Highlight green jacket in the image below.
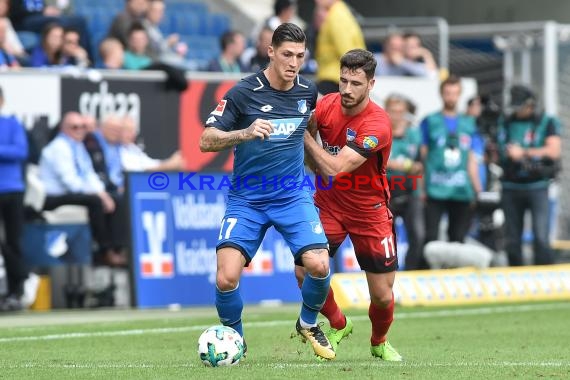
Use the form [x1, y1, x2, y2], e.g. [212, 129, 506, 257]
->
[423, 112, 477, 201]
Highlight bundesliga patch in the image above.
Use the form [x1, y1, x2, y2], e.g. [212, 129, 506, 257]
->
[297, 99, 308, 114]
[362, 135, 379, 150]
[211, 99, 227, 116]
[346, 128, 357, 141]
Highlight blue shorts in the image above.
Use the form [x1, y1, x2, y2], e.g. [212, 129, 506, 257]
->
[217, 194, 329, 265]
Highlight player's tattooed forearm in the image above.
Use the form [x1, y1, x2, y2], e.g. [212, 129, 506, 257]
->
[203, 132, 244, 151]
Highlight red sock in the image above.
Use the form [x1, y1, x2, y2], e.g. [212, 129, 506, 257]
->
[369, 293, 394, 346]
[320, 287, 346, 330]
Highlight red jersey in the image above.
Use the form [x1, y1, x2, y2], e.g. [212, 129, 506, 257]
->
[313, 92, 392, 213]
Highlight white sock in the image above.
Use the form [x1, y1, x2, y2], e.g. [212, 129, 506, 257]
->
[299, 317, 317, 329]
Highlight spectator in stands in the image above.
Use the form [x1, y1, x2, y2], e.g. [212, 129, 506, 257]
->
[0, 0, 26, 60]
[120, 116, 184, 171]
[99, 37, 124, 69]
[303, 3, 327, 74]
[497, 85, 562, 266]
[0, 86, 31, 311]
[375, 33, 434, 77]
[83, 114, 129, 260]
[108, 0, 150, 48]
[9, 0, 91, 58]
[123, 22, 152, 70]
[241, 26, 272, 72]
[207, 30, 245, 73]
[315, 0, 365, 94]
[420, 76, 482, 266]
[61, 27, 89, 67]
[84, 115, 124, 194]
[403, 32, 438, 77]
[30, 22, 63, 67]
[467, 96, 482, 118]
[250, 0, 297, 43]
[385, 94, 425, 271]
[143, 0, 187, 67]
[39, 112, 126, 267]
[0, 17, 20, 68]
[83, 114, 98, 133]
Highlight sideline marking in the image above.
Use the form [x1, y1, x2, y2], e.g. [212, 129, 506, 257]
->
[0, 302, 568, 344]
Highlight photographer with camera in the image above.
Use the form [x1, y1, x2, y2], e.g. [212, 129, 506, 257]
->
[498, 85, 562, 266]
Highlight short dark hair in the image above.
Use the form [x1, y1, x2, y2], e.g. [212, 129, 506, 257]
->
[128, 21, 146, 36]
[63, 27, 81, 36]
[440, 75, 461, 93]
[274, 0, 296, 16]
[340, 49, 377, 80]
[220, 30, 241, 51]
[271, 22, 305, 48]
[467, 96, 481, 107]
[403, 31, 421, 41]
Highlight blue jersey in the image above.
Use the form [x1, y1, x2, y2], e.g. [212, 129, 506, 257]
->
[206, 71, 318, 204]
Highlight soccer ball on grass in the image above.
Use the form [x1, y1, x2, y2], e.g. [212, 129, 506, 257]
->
[198, 325, 244, 367]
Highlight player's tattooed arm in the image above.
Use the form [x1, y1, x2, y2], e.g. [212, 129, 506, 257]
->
[200, 127, 245, 152]
[199, 119, 274, 152]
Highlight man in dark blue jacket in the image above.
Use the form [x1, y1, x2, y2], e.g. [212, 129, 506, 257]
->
[0, 86, 30, 310]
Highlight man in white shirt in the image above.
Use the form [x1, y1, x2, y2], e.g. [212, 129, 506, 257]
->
[120, 115, 183, 172]
[39, 112, 126, 267]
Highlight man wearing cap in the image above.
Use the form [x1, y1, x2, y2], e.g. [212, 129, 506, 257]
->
[497, 85, 562, 266]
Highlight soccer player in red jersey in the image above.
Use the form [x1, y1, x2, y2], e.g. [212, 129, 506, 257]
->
[297, 48, 402, 361]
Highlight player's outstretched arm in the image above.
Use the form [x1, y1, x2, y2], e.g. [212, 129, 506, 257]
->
[304, 130, 367, 178]
[199, 119, 274, 152]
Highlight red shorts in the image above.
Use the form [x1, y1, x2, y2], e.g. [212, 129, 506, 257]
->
[319, 205, 398, 273]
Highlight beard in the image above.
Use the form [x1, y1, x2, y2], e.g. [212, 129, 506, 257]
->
[443, 100, 457, 111]
[341, 93, 366, 109]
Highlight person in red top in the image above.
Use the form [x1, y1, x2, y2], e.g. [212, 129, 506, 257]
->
[299, 48, 402, 361]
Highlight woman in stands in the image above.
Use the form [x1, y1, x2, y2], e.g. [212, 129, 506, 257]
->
[30, 22, 63, 67]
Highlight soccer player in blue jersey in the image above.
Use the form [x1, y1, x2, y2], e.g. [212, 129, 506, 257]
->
[199, 23, 335, 360]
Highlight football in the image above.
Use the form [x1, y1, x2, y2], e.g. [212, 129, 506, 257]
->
[198, 325, 244, 367]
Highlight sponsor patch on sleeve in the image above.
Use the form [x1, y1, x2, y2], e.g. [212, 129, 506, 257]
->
[211, 99, 227, 116]
[362, 135, 379, 150]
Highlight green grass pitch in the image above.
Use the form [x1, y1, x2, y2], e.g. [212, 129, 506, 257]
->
[0, 302, 569, 379]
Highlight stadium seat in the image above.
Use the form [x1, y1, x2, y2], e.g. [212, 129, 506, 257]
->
[207, 13, 231, 37]
[17, 31, 39, 53]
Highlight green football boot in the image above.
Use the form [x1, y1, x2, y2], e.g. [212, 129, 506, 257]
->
[370, 341, 402, 361]
[326, 317, 353, 351]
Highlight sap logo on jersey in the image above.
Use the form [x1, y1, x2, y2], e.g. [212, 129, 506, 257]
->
[269, 118, 303, 140]
[140, 211, 175, 278]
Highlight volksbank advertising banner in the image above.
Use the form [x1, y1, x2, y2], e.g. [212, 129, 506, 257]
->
[127, 171, 410, 307]
[127, 172, 308, 308]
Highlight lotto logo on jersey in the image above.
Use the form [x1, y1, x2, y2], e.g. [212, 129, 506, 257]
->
[269, 118, 303, 140]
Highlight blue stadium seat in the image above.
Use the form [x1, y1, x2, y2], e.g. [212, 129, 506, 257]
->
[166, 1, 208, 15]
[207, 13, 231, 37]
[171, 12, 205, 36]
[183, 35, 220, 68]
[17, 31, 39, 53]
